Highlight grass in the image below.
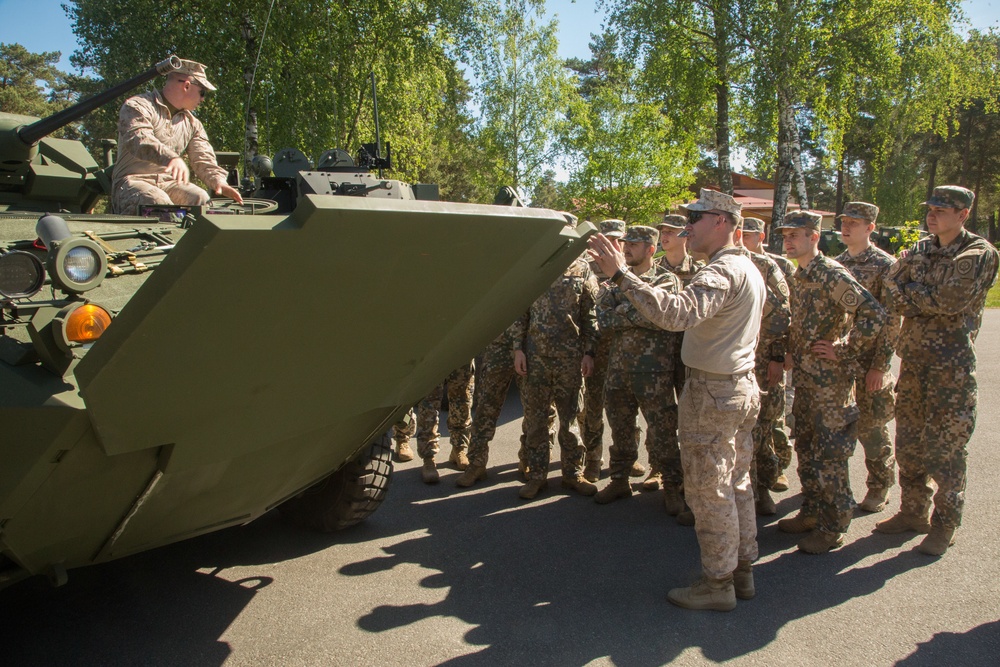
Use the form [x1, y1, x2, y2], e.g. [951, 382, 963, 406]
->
[988, 282, 1000, 309]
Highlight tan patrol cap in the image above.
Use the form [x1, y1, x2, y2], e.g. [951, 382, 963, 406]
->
[176, 59, 217, 91]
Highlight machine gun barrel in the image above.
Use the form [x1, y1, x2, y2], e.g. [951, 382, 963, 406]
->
[16, 56, 182, 148]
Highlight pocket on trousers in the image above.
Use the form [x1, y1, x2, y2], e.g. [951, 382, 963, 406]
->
[704, 379, 746, 412]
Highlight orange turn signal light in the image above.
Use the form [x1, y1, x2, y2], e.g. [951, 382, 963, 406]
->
[64, 304, 112, 343]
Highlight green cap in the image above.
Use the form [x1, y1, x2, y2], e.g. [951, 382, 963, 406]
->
[774, 210, 823, 231]
[837, 202, 879, 223]
[623, 225, 659, 245]
[600, 219, 627, 238]
[657, 214, 687, 230]
[924, 186, 974, 210]
[742, 217, 766, 233]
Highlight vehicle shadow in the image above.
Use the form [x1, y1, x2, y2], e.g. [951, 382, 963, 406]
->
[894, 619, 1000, 666]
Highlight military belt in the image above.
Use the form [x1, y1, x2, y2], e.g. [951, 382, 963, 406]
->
[688, 368, 753, 381]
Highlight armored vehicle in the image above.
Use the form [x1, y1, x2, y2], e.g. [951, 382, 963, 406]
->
[0, 58, 594, 590]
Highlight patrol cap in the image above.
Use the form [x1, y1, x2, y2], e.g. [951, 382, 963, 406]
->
[837, 202, 879, 223]
[599, 219, 627, 238]
[682, 188, 743, 223]
[923, 185, 974, 210]
[657, 214, 688, 230]
[623, 225, 659, 245]
[742, 217, 766, 233]
[175, 59, 217, 91]
[774, 209, 823, 231]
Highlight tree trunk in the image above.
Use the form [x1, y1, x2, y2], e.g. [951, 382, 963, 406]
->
[712, 1, 733, 195]
[835, 152, 845, 215]
[959, 107, 974, 186]
[970, 116, 991, 233]
[242, 13, 259, 173]
[789, 106, 809, 210]
[770, 86, 796, 251]
[925, 135, 938, 204]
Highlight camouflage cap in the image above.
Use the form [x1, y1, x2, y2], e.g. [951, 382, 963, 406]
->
[837, 201, 879, 223]
[599, 219, 627, 238]
[623, 225, 659, 245]
[657, 214, 688, 230]
[924, 185, 974, 210]
[774, 209, 823, 231]
[176, 59, 217, 91]
[682, 188, 743, 223]
[742, 217, 766, 233]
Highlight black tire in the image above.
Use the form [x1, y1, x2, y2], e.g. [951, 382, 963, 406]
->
[278, 433, 393, 532]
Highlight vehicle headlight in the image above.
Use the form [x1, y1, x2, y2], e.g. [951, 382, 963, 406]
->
[48, 238, 107, 294]
[64, 245, 102, 283]
[0, 250, 46, 299]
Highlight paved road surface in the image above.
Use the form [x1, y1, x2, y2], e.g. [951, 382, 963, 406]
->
[4, 313, 1000, 666]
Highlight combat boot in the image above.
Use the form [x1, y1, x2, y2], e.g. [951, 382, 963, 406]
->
[873, 512, 931, 535]
[676, 506, 696, 526]
[455, 464, 487, 488]
[667, 575, 737, 612]
[917, 525, 956, 556]
[519, 477, 548, 500]
[642, 467, 662, 491]
[733, 560, 755, 600]
[663, 485, 685, 516]
[595, 478, 632, 504]
[772, 473, 790, 492]
[798, 529, 844, 554]
[777, 512, 817, 534]
[449, 446, 470, 471]
[629, 461, 646, 477]
[756, 488, 777, 516]
[421, 458, 439, 485]
[562, 475, 598, 496]
[395, 441, 414, 463]
[859, 487, 889, 513]
[583, 460, 602, 483]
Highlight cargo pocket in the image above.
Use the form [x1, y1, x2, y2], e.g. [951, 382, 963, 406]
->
[705, 379, 746, 412]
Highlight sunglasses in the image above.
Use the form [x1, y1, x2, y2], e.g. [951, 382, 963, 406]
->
[687, 210, 720, 224]
[181, 80, 207, 98]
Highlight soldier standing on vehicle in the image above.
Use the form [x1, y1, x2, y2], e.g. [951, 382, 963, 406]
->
[513, 253, 600, 500]
[875, 186, 999, 556]
[594, 226, 685, 512]
[835, 202, 900, 513]
[589, 189, 764, 612]
[112, 59, 244, 215]
[415, 362, 475, 484]
[776, 210, 886, 554]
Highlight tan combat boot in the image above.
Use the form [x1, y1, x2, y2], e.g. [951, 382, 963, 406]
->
[562, 475, 598, 496]
[517, 448, 530, 481]
[873, 512, 931, 535]
[733, 560, 755, 600]
[421, 458, 439, 485]
[859, 487, 889, 513]
[395, 441, 414, 463]
[756, 488, 777, 516]
[455, 464, 487, 488]
[777, 512, 817, 534]
[667, 575, 737, 612]
[772, 473, 790, 492]
[642, 467, 662, 491]
[917, 525, 956, 556]
[798, 529, 845, 554]
[449, 446, 470, 471]
[595, 478, 632, 504]
[629, 461, 647, 477]
[519, 477, 548, 500]
[663, 485, 685, 516]
[676, 506, 696, 526]
[583, 460, 602, 483]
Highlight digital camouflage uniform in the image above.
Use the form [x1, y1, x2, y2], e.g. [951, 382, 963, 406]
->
[598, 250, 683, 486]
[836, 229, 900, 496]
[766, 249, 796, 470]
[513, 256, 599, 481]
[784, 220, 887, 538]
[886, 222, 999, 530]
[656, 249, 704, 401]
[416, 360, 475, 460]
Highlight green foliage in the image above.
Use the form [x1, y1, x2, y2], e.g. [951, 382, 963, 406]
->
[890, 219, 925, 254]
[0, 43, 76, 135]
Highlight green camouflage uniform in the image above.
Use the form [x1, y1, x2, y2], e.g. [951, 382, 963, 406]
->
[766, 250, 796, 470]
[598, 263, 683, 483]
[416, 360, 475, 460]
[788, 254, 886, 536]
[886, 228, 999, 529]
[513, 256, 599, 480]
[835, 244, 900, 494]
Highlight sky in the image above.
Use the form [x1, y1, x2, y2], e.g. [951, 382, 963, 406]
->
[2, 0, 997, 73]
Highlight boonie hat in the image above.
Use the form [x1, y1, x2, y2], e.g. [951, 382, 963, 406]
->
[176, 59, 217, 91]
[623, 225, 659, 245]
[742, 217, 766, 233]
[657, 214, 688, 230]
[600, 219, 627, 238]
[837, 202, 879, 223]
[923, 185, 974, 210]
[774, 210, 823, 231]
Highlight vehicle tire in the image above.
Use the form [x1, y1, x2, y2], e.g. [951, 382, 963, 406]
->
[278, 433, 393, 532]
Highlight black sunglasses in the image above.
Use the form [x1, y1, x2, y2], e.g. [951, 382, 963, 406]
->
[181, 80, 207, 98]
[687, 210, 719, 224]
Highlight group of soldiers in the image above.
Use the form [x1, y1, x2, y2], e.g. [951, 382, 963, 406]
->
[392, 184, 997, 611]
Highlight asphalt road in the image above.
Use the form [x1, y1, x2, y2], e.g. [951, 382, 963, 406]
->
[4, 313, 1000, 667]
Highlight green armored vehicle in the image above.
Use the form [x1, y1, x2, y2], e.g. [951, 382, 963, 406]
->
[0, 58, 593, 589]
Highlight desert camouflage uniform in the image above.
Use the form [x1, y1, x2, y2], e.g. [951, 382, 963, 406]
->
[743, 249, 790, 495]
[415, 360, 475, 460]
[788, 255, 886, 536]
[513, 257, 599, 480]
[598, 265, 683, 484]
[618, 245, 763, 579]
[836, 244, 900, 494]
[886, 228, 999, 529]
[112, 90, 229, 215]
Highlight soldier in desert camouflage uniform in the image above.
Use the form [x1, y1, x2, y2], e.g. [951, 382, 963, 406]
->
[835, 202, 900, 513]
[590, 189, 764, 612]
[738, 218, 790, 516]
[875, 186, 999, 556]
[593, 226, 685, 511]
[415, 361, 476, 484]
[513, 254, 601, 500]
[776, 210, 886, 554]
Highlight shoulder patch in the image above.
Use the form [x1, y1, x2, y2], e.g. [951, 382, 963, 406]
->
[829, 276, 863, 313]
